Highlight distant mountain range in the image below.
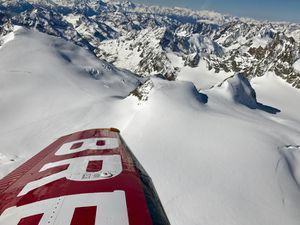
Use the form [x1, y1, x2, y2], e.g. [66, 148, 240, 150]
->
[1, 0, 300, 87]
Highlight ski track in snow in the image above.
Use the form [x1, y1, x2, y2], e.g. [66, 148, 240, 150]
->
[1, 28, 300, 225]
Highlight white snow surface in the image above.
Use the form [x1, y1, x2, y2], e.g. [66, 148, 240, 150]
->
[177, 60, 230, 90]
[293, 59, 300, 72]
[0, 26, 20, 49]
[1, 28, 300, 225]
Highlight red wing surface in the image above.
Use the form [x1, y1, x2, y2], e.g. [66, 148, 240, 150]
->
[0, 128, 170, 225]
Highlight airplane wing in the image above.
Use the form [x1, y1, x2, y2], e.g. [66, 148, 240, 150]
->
[0, 128, 170, 225]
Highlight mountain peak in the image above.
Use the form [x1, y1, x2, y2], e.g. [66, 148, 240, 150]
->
[1, 0, 300, 88]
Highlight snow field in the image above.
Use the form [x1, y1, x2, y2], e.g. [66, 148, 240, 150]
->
[0, 28, 300, 225]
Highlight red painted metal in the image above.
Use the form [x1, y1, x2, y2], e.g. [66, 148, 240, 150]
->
[18, 214, 43, 225]
[0, 128, 170, 225]
[86, 160, 103, 172]
[70, 206, 97, 225]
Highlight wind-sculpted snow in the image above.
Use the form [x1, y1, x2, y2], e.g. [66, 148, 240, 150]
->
[279, 146, 300, 188]
[223, 73, 258, 109]
[206, 73, 280, 116]
[219, 73, 281, 114]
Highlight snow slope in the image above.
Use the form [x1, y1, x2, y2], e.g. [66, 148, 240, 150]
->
[123, 76, 300, 225]
[294, 59, 300, 72]
[0, 27, 142, 176]
[177, 60, 230, 90]
[0, 26, 18, 49]
[1, 28, 300, 225]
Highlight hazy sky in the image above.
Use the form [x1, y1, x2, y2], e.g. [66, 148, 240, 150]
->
[133, 0, 300, 23]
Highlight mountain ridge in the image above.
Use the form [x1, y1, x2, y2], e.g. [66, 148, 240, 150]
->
[1, 0, 300, 87]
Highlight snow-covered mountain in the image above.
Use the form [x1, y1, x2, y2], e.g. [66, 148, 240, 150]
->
[1, 0, 300, 86]
[1, 27, 300, 225]
[1, 2, 300, 225]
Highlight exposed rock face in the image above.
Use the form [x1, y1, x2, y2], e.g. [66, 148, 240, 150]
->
[184, 53, 200, 67]
[208, 29, 300, 88]
[1, 0, 300, 87]
[130, 79, 154, 102]
[0, 14, 13, 37]
[0, 14, 14, 47]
